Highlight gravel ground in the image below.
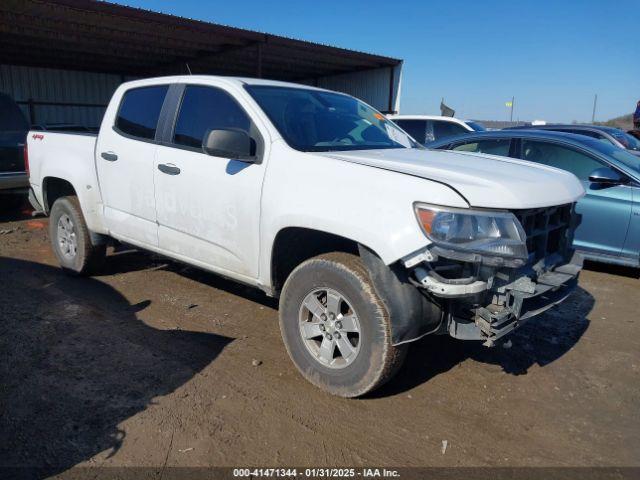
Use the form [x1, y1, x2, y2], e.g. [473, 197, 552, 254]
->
[0, 201, 638, 477]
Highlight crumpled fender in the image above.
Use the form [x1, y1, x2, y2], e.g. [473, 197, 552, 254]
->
[358, 245, 443, 345]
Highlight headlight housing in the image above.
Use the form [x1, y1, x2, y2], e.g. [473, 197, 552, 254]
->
[414, 203, 528, 259]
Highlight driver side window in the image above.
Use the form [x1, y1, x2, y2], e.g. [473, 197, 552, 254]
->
[520, 140, 603, 180]
[393, 120, 427, 144]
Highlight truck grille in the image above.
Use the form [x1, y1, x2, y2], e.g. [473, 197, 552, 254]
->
[512, 204, 574, 263]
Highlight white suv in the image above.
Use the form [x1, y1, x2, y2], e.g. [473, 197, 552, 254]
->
[388, 115, 485, 145]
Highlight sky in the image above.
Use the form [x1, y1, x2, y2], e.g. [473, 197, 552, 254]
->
[113, 0, 639, 123]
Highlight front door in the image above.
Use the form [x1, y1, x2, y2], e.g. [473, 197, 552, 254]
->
[519, 139, 633, 257]
[153, 84, 266, 280]
[621, 185, 640, 261]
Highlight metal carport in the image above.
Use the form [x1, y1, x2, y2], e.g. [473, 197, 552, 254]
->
[0, 0, 403, 127]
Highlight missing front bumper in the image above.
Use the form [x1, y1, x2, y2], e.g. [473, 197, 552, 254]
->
[405, 246, 583, 346]
[469, 276, 578, 345]
[452, 259, 581, 346]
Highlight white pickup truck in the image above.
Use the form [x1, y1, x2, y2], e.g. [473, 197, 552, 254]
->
[27, 76, 585, 397]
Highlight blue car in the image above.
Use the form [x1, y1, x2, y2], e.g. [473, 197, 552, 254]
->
[506, 124, 640, 157]
[429, 130, 640, 268]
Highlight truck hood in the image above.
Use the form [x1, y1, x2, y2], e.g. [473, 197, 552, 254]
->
[318, 148, 585, 209]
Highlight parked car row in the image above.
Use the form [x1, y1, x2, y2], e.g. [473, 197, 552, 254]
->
[386, 115, 639, 269]
[507, 124, 640, 156]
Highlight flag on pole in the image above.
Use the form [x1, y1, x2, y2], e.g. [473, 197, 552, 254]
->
[440, 99, 455, 117]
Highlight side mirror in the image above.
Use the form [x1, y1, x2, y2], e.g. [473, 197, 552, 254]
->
[203, 129, 255, 161]
[588, 167, 627, 185]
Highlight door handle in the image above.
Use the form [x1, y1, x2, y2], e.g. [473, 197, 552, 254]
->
[101, 152, 118, 162]
[157, 163, 181, 175]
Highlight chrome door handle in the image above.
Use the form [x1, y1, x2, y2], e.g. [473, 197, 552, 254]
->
[101, 152, 118, 162]
[157, 163, 181, 175]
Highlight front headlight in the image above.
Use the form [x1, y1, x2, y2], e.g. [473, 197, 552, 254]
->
[414, 203, 528, 259]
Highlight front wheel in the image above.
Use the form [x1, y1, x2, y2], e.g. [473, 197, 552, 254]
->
[49, 196, 106, 275]
[279, 252, 406, 397]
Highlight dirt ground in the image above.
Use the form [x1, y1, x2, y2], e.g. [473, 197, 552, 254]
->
[1, 201, 639, 476]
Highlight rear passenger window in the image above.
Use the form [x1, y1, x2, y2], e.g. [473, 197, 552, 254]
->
[115, 86, 168, 140]
[393, 120, 427, 144]
[452, 139, 511, 156]
[173, 86, 251, 149]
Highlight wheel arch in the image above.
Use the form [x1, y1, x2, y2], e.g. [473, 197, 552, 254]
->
[42, 176, 77, 214]
[269, 227, 361, 296]
[42, 176, 108, 245]
[269, 227, 443, 346]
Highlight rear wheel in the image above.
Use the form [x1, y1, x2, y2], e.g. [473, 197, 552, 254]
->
[49, 196, 106, 275]
[279, 252, 406, 397]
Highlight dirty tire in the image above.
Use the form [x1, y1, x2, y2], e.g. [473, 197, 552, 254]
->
[49, 196, 106, 275]
[279, 252, 407, 397]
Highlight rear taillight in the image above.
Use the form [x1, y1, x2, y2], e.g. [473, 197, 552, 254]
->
[23, 143, 29, 176]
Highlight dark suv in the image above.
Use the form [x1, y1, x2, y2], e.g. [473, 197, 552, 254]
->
[0, 93, 29, 206]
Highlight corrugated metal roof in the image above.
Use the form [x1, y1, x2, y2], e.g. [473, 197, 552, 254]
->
[102, 1, 394, 60]
[0, 0, 401, 81]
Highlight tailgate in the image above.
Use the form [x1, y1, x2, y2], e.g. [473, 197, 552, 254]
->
[0, 131, 27, 173]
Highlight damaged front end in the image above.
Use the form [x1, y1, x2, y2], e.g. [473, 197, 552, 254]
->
[404, 203, 582, 346]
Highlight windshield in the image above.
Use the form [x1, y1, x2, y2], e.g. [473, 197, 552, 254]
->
[245, 86, 419, 152]
[465, 120, 486, 131]
[610, 130, 640, 151]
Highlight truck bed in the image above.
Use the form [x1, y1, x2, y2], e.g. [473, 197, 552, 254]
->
[28, 131, 98, 190]
[27, 131, 103, 231]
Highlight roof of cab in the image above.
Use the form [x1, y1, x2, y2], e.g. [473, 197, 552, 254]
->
[120, 75, 331, 92]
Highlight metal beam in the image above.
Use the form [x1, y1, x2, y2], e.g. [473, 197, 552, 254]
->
[2, 1, 252, 49]
[256, 43, 263, 78]
[388, 66, 395, 113]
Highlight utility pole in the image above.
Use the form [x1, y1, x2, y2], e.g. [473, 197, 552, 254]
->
[591, 94, 598, 123]
[510, 96, 515, 122]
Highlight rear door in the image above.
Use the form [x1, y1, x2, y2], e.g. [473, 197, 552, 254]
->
[518, 139, 633, 257]
[153, 83, 267, 279]
[95, 85, 169, 247]
[623, 186, 640, 261]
